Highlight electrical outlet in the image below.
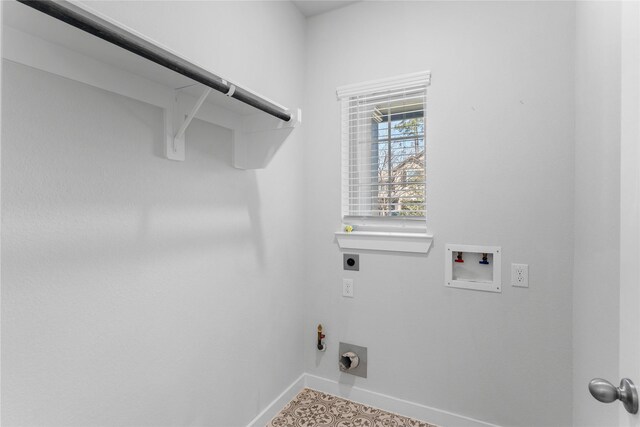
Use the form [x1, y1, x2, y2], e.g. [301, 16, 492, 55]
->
[343, 254, 359, 271]
[512, 263, 529, 287]
[342, 279, 354, 297]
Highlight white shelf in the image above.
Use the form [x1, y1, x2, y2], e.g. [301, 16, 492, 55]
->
[2, 0, 300, 170]
[334, 231, 433, 254]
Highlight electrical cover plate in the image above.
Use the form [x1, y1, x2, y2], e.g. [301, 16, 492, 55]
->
[343, 253, 359, 271]
[511, 263, 529, 287]
[338, 342, 367, 378]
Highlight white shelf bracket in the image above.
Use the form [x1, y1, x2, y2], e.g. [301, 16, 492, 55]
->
[164, 86, 212, 161]
[8, 0, 301, 169]
[233, 108, 301, 169]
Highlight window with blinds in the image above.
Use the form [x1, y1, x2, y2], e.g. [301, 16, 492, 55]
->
[337, 72, 430, 222]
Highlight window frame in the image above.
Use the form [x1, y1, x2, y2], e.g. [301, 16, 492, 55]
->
[335, 71, 433, 254]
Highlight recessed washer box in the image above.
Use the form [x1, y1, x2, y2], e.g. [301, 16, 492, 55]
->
[445, 244, 501, 293]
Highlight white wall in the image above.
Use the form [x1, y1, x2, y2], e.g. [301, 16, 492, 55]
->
[78, 0, 304, 109]
[4, 2, 630, 426]
[573, 2, 622, 426]
[619, 3, 640, 427]
[304, 2, 576, 426]
[1, 2, 307, 426]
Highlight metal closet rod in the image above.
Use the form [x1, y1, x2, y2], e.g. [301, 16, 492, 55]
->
[17, 0, 292, 122]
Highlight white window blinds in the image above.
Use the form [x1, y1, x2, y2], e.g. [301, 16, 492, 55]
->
[337, 71, 430, 219]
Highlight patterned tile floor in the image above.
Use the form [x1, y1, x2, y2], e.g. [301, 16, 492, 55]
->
[268, 388, 437, 427]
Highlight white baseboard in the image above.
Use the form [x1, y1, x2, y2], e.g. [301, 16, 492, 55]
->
[246, 374, 306, 427]
[303, 374, 501, 427]
[248, 373, 500, 427]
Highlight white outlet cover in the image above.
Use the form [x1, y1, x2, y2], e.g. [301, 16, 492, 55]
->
[511, 263, 529, 287]
[343, 278, 354, 297]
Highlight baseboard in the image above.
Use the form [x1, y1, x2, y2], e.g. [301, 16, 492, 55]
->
[246, 374, 306, 427]
[303, 374, 501, 427]
[247, 373, 500, 427]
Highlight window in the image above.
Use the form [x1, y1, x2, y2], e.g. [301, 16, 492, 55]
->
[372, 108, 425, 217]
[337, 72, 430, 230]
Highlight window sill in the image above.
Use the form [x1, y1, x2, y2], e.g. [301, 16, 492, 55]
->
[334, 230, 433, 254]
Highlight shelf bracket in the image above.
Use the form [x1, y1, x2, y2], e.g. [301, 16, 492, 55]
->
[164, 86, 212, 161]
[233, 108, 302, 169]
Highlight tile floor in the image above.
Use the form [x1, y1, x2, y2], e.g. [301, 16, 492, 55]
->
[268, 388, 437, 427]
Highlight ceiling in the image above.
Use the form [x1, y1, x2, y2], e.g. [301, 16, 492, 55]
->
[291, 1, 360, 18]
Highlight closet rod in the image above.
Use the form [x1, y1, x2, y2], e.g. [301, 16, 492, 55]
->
[17, 0, 292, 122]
